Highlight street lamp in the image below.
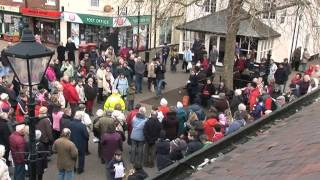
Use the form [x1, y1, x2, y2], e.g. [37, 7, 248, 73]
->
[3, 28, 54, 179]
[135, 0, 144, 54]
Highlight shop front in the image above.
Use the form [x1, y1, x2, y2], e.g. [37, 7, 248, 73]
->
[0, 5, 22, 42]
[20, 8, 61, 44]
[62, 12, 151, 51]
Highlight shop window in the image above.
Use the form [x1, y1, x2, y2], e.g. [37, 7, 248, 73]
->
[262, 0, 276, 19]
[182, 31, 195, 50]
[46, 0, 56, 6]
[159, 20, 172, 45]
[90, 0, 99, 7]
[203, 0, 216, 13]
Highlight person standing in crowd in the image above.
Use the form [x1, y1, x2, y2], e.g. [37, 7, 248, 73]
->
[57, 42, 66, 63]
[127, 82, 136, 111]
[96, 64, 108, 103]
[66, 38, 76, 65]
[155, 60, 165, 97]
[60, 108, 72, 131]
[268, 60, 278, 82]
[0, 112, 11, 166]
[88, 48, 99, 68]
[76, 79, 86, 104]
[84, 77, 97, 116]
[134, 57, 146, 94]
[147, 59, 156, 92]
[143, 109, 162, 168]
[113, 73, 129, 98]
[52, 105, 64, 140]
[126, 104, 141, 146]
[183, 47, 193, 73]
[155, 130, 172, 171]
[185, 130, 203, 156]
[100, 38, 109, 53]
[9, 124, 27, 180]
[209, 45, 219, 66]
[187, 70, 199, 105]
[274, 63, 288, 93]
[301, 48, 310, 72]
[104, 90, 126, 111]
[0, 145, 10, 180]
[292, 47, 301, 71]
[52, 128, 78, 180]
[61, 76, 79, 115]
[101, 123, 123, 179]
[130, 107, 147, 167]
[68, 111, 89, 174]
[162, 107, 179, 141]
[162, 43, 170, 65]
[106, 150, 125, 180]
[60, 60, 74, 78]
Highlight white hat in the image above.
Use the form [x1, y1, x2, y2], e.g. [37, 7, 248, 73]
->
[36, 130, 42, 140]
[0, 145, 5, 158]
[160, 98, 168, 106]
[238, 103, 246, 111]
[96, 109, 104, 117]
[139, 107, 146, 116]
[0, 93, 8, 100]
[234, 89, 242, 96]
[177, 101, 183, 108]
[15, 124, 26, 132]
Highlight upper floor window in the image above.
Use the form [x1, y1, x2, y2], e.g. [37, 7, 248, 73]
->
[203, 0, 216, 13]
[263, 0, 276, 19]
[90, 0, 99, 7]
[46, 0, 56, 6]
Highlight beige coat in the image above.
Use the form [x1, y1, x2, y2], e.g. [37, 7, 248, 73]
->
[52, 137, 78, 171]
[96, 68, 107, 88]
[147, 62, 156, 78]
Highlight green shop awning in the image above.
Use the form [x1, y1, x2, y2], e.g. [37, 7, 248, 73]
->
[62, 12, 151, 27]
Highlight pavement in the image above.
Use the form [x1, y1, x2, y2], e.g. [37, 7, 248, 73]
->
[187, 100, 320, 180]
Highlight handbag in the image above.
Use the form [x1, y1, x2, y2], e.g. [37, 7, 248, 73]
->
[187, 62, 192, 70]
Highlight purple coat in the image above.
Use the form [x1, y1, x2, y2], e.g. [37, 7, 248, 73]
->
[101, 132, 122, 163]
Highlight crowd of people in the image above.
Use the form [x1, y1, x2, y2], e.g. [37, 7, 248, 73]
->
[0, 36, 318, 180]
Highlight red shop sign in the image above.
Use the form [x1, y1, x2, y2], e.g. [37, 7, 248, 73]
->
[20, 8, 61, 19]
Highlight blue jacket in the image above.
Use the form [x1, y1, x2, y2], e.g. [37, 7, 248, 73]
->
[68, 119, 89, 153]
[130, 114, 147, 142]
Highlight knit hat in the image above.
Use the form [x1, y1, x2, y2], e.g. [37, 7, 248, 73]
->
[160, 98, 168, 106]
[176, 101, 183, 108]
[39, 106, 48, 115]
[0, 93, 8, 100]
[96, 109, 104, 117]
[238, 103, 246, 111]
[139, 107, 146, 116]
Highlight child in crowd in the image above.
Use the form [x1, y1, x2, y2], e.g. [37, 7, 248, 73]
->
[107, 150, 125, 180]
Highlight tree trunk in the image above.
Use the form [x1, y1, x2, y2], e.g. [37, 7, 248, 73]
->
[223, 0, 243, 90]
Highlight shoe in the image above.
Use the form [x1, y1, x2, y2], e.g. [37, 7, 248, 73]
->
[86, 151, 91, 156]
[77, 169, 84, 174]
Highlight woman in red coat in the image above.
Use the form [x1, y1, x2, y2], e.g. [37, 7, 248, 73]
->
[249, 83, 260, 112]
[202, 112, 218, 142]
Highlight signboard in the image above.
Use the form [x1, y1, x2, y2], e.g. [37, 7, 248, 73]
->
[20, 8, 61, 19]
[62, 12, 113, 27]
[0, 5, 20, 13]
[62, 12, 151, 28]
[113, 15, 151, 27]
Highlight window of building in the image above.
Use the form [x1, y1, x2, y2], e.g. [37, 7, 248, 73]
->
[203, 0, 216, 13]
[90, 0, 99, 7]
[280, 10, 286, 23]
[262, 0, 276, 19]
[159, 20, 172, 45]
[182, 31, 195, 50]
[46, 0, 56, 6]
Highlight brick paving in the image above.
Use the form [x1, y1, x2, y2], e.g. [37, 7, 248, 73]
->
[188, 101, 320, 180]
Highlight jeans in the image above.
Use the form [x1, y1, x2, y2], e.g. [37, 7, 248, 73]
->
[156, 79, 165, 97]
[14, 164, 25, 180]
[130, 140, 145, 167]
[58, 170, 74, 180]
[135, 74, 143, 93]
[77, 151, 85, 171]
[162, 55, 168, 65]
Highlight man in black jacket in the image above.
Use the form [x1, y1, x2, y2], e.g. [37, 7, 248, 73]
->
[274, 63, 288, 93]
[155, 60, 165, 97]
[143, 110, 162, 167]
[0, 114, 12, 165]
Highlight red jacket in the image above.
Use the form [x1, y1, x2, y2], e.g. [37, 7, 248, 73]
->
[9, 132, 26, 165]
[202, 58, 209, 70]
[212, 132, 224, 142]
[249, 88, 260, 111]
[203, 118, 218, 142]
[265, 97, 273, 110]
[158, 106, 170, 117]
[126, 108, 139, 137]
[62, 82, 79, 104]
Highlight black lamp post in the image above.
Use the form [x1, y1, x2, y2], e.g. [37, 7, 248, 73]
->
[135, 0, 144, 54]
[3, 28, 54, 179]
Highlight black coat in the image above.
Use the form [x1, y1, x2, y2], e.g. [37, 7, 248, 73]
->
[57, 45, 66, 62]
[230, 95, 243, 114]
[84, 84, 98, 101]
[0, 118, 11, 160]
[274, 68, 288, 84]
[185, 140, 203, 156]
[69, 120, 89, 153]
[127, 169, 148, 180]
[66, 42, 76, 62]
[60, 114, 72, 131]
[155, 64, 165, 80]
[143, 117, 162, 145]
[187, 75, 199, 96]
[100, 42, 109, 52]
[156, 139, 172, 171]
[0, 50, 10, 67]
[162, 112, 179, 141]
